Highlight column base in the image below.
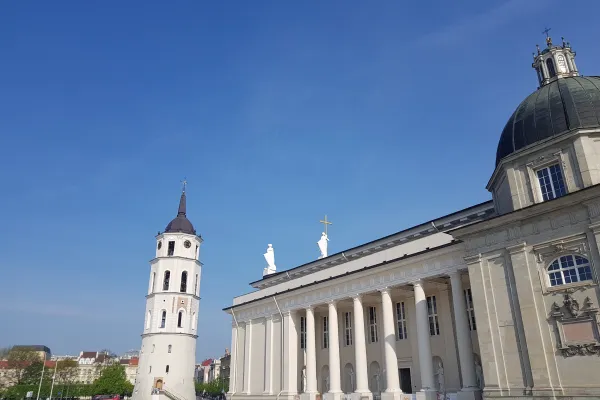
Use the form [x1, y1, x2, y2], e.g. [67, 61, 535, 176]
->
[351, 391, 373, 400]
[415, 390, 437, 400]
[279, 392, 299, 400]
[323, 392, 344, 400]
[457, 389, 482, 400]
[300, 393, 319, 400]
[381, 391, 403, 400]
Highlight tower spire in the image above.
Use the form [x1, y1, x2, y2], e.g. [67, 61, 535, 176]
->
[178, 178, 187, 216]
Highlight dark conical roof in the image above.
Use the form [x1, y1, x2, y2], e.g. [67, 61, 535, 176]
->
[496, 76, 600, 166]
[164, 191, 196, 235]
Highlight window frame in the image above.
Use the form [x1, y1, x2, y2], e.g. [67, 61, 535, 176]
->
[167, 241, 175, 256]
[323, 316, 329, 349]
[163, 271, 170, 291]
[547, 254, 594, 288]
[344, 311, 353, 346]
[300, 316, 306, 349]
[368, 306, 378, 343]
[177, 310, 184, 328]
[395, 302, 407, 340]
[536, 163, 567, 202]
[160, 310, 167, 328]
[464, 288, 477, 331]
[427, 296, 440, 336]
[180, 271, 188, 293]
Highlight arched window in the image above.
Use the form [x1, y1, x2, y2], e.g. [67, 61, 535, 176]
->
[166, 365, 170, 374]
[192, 312, 197, 330]
[177, 311, 184, 328]
[548, 255, 593, 286]
[343, 363, 355, 394]
[180, 271, 188, 293]
[146, 311, 151, 329]
[150, 272, 156, 293]
[546, 58, 557, 78]
[369, 361, 381, 394]
[152, 344, 155, 353]
[194, 274, 199, 295]
[168, 345, 172, 353]
[160, 310, 167, 328]
[163, 271, 170, 291]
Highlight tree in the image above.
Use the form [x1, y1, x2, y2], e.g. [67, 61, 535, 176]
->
[56, 359, 78, 384]
[92, 364, 133, 396]
[21, 362, 50, 385]
[195, 378, 228, 396]
[7, 347, 40, 384]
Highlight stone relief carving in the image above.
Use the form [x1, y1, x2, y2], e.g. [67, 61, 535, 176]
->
[548, 290, 600, 357]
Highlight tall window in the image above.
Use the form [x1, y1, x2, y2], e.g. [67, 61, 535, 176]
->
[168, 241, 175, 256]
[146, 311, 151, 329]
[194, 274, 199, 295]
[537, 164, 567, 201]
[152, 344, 155, 353]
[368, 306, 378, 343]
[160, 310, 166, 328]
[177, 311, 184, 328]
[344, 312, 353, 346]
[395, 302, 407, 340]
[300, 317, 306, 349]
[548, 255, 593, 287]
[151, 272, 156, 293]
[166, 365, 170, 374]
[427, 296, 440, 336]
[168, 345, 172, 353]
[546, 58, 557, 78]
[323, 316, 329, 349]
[180, 271, 188, 293]
[464, 289, 477, 331]
[163, 271, 170, 291]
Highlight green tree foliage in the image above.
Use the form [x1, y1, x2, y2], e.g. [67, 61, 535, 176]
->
[56, 360, 78, 385]
[195, 378, 228, 396]
[7, 348, 41, 385]
[0, 383, 96, 400]
[20, 362, 51, 386]
[92, 364, 133, 396]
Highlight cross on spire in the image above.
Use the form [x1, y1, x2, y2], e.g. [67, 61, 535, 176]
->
[181, 178, 187, 193]
[320, 215, 332, 236]
[542, 27, 552, 38]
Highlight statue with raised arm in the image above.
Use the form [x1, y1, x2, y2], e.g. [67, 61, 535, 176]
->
[317, 232, 329, 259]
[263, 244, 277, 276]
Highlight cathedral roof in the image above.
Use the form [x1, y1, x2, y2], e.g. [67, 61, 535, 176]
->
[496, 76, 600, 166]
[164, 191, 196, 235]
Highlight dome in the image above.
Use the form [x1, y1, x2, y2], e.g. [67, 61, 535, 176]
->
[496, 76, 600, 166]
[164, 192, 196, 235]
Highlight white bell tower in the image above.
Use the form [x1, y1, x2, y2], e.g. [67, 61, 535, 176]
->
[133, 185, 202, 400]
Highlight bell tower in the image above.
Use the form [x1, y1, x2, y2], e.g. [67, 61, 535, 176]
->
[532, 29, 579, 87]
[133, 184, 202, 400]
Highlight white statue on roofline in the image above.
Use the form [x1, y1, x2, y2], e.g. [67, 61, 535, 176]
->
[317, 232, 329, 259]
[263, 244, 277, 276]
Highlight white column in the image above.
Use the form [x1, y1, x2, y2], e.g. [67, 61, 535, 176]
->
[282, 311, 299, 397]
[449, 272, 482, 400]
[413, 280, 436, 397]
[306, 307, 318, 394]
[228, 323, 238, 394]
[380, 289, 401, 396]
[327, 301, 342, 396]
[243, 320, 253, 394]
[264, 316, 274, 394]
[352, 295, 371, 396]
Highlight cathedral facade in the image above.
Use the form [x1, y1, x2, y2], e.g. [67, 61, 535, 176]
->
[225, 36, 600, 400]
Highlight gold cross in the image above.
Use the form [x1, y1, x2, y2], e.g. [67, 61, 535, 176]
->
[181, 178, 187, 193]
[320, 215, 333, 235]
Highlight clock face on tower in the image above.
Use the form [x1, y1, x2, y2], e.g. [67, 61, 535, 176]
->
[557, 54, 567, 73]
[184, 240, 191, 248]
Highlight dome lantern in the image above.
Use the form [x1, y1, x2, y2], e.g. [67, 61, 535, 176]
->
[533, 29, 579, 87]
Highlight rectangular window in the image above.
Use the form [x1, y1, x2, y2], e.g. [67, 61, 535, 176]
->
[464, 288, 477, 331]
[300, 316, 306, 349]
[323, 316, 329, 349]
[537, 164, 567, 201]
[427, 296, 440, 336]
[395, 302, 408, 340]
[168, 241, 175, 256]
[368, 306, 378, 343]
[344, 311, 353, 346]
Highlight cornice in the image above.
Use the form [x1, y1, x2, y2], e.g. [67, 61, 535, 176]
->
[146, 292, 200, 301]
[149, 256, 203, 266]
[141, 332, 197, 339]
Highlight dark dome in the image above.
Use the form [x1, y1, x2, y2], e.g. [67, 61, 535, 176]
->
[496, 76, 600, 166]
[164, 192, 196, 235]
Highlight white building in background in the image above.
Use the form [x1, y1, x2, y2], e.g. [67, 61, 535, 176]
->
[133, 187, 203, 400]
[225, 36, 600, 400]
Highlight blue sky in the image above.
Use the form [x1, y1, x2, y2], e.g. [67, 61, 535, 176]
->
[1, 0, 599, 362]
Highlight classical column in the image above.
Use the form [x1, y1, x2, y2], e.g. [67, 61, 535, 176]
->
[449, 271, 480, 398]
[282, 311, 299, 398]
[305, 307, 318, 396]
[380, 288, 402, 399]
[264, 316, 274, 395]
[243, 320, 253, 394]
[327, 301, 342, 400]
[228, 323, 238, 394]
[352, 295, 371, 398]
[413, 280, 436, 400]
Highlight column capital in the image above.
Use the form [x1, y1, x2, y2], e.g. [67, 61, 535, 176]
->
[447, 269, 461, 279]
[506, 242, 527, 255]
[378, 287, 392, 295]
[306, 305, 315, 311]
[327, 299, 338, 306]
[464, 254, 482, 265]
[410, 279, 424, 287]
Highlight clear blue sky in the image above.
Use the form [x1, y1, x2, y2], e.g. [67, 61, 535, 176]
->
[1, 0, 599, 362]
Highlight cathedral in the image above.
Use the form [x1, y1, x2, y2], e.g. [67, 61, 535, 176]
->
[225, 35, 600, 400]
